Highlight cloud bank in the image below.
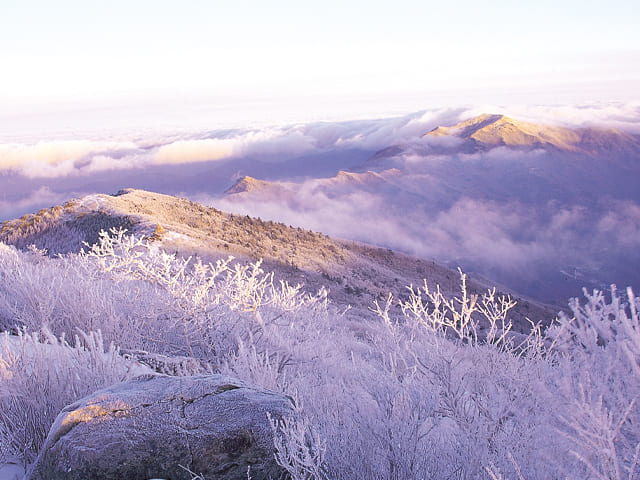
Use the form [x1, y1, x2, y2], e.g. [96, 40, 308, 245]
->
[2, 102, 639, 302]
[217, 181, 640, 303]
[2, 103, 636, 178]
[0, 187, 71, 220]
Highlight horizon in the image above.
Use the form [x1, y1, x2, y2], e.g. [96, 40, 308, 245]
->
[2, 104, 640, 304]
[2, 1, 639, 137]
[1, 1, 640, 306]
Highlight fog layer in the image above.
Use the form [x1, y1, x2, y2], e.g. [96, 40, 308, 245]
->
[2, 104, 639, 303]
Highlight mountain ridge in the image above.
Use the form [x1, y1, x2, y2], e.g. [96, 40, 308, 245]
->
[0, 188, 556, 330]
[211, 114, 640, 305]
[225, 176, 273, 195]
[424, 113, 640, 154]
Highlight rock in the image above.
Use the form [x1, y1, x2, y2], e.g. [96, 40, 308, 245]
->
[28, 374, 293, 480]
[121, 349, 210, 376]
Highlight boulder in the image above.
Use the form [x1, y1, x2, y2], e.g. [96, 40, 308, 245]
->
[28, 374, 293, 480]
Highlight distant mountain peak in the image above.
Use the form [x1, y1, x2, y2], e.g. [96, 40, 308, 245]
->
[428, 113, 509, 138]
[426, 113, 570, 148]
[225, 176, 272, 195]
[334, 170, 384, 184]
[424, 113, 640, 154]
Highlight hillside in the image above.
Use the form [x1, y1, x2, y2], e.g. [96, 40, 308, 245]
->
[2, 106, 639, 479]
[424, 113, 640, 154]
[0, 188, 555, 330]
[368, 112, 640, 163]
[2, 188, 637, 480]
[2, 110, 638, 306]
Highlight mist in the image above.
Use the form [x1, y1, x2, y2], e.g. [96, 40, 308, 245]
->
[1, 103, 639, 303]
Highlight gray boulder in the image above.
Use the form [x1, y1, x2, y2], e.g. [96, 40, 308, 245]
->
[29, 374, 293, 480]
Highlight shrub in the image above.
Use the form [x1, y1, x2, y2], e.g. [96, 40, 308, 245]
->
[1, 230, 638, 479]
[0, 329, 146, 467]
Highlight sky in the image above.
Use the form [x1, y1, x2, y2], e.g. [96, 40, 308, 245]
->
[1, 1, 640, 302]
[1, 0, 639, 135]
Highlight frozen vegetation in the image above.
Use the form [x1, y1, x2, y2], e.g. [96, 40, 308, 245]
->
[0, 229, 639, 479]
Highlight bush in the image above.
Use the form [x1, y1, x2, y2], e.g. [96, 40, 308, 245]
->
[0, 329, 146, 467]
[548, 286, 640, 479]
[1, 230, 638, 479]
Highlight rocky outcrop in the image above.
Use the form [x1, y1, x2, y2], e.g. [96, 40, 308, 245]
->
[29, 374, 293, 480]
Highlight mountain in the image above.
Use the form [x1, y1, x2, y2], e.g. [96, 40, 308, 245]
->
[369, 113, 640, 162]
[224, 175, 296, 203]
[328, 170, 399, 186]
[0, 188, 556, 331]
[224, 169, 404, 204]
[214, 114, 640, 305]
[364, 113, 640, 207]
[4, 113, 637, 309]
[426, 113, 579, 149]
[225, 170, 402, 192]
[225, 176, 275, 195]
[423, 113, 640, 154]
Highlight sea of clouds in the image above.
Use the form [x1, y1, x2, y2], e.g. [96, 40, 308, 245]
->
[1, 102, 639, 303]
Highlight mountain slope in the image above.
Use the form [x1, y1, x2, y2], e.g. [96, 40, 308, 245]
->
[224, 169, 406, 205]
[424, 113, 640, 154]
[215, 114, 640, 305]
[0, 188, 556, 331]
[225, 176, 277, 195]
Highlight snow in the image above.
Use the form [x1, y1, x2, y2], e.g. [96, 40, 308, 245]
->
[163, 231, 190, 242]
[78, 194, 104, 210]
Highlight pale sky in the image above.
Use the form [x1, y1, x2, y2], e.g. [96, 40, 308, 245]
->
[2, 0, 639, 131]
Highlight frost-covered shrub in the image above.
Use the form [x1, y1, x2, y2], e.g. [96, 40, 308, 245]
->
[548, 286, 640, 480]
[278, 275, 555, 480]
[80, 228, 331, 364]
[1, 229, 638, 479]
[0, 329, 145, 467]
[0, 241, 163, 344]
[0, 229, 324, 366]
[264, 277, 639, 479]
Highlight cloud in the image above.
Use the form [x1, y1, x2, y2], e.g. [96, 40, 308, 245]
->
[217, 185, 428, 256]
[457, 146, 546, 164]
[2, 102, 640, 302]
[82, 154, 146, 173]
[330, 108, 468, 150]
[240, 127, 317, 158]
[0, 186, 71, 220]
[461, 102, 640, 132]
[419, 134, 465, 149]
[213, 162, 640, 303]
[0, 141, 97, 169]
[154, 138, 236, 164]
[4, 102, 638, 180]
[0, 140, 141, 178]
[217, 179, 545, 270]
[596, 201, 640, 249]
[153, 126, 321, 165]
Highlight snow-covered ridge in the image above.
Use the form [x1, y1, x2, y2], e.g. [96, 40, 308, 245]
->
[1, 207, 638, 479]
[0, 188, 554, 331]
